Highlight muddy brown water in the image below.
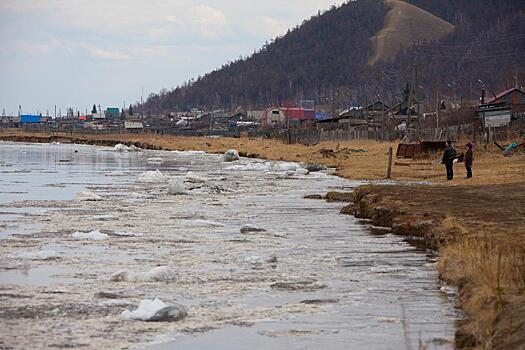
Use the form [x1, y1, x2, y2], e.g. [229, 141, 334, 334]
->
[0, 142, 458, 349]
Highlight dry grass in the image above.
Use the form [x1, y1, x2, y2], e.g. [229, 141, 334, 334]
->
[369, 0, 454, 64]
[440, 236, 525, 348]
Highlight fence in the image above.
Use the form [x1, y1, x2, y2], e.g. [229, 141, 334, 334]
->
[277, 123, 478, 145]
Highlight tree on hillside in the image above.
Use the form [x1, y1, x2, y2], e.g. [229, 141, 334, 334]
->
[129, 105, 133, 116]
[91, 104, 97, 114]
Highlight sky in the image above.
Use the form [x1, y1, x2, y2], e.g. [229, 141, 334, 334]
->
[0, 0, 344, 116]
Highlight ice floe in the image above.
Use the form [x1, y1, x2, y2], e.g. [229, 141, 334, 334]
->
[75, 191, 104, 201]
[223, 149, 240, 162]
[110, 266, 177, 282]
[121, 298, 188, 322]
[112, 231, 144, 237]
[121, 298, 166, 320]
[166, 179, 187, 195]
[12, 250, 60, 261]
[90, 214, 118, 221]
[114, 143, 140, 152]
[72, 230, 109, 240]
[137, 170, 169, 183]
[147, 157, 163, 164]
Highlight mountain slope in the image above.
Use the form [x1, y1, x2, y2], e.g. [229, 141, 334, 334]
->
[142, 0, 525, 113]
[369, 0, 454, 64]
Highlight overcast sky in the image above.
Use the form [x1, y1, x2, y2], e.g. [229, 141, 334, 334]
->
[0, 0, 344, 115]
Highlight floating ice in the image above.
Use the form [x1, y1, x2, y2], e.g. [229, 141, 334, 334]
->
[276, 162, 301, 171]
[110, 266, 176, 282]
[172, 150, 206, 155]
[147, 157, 163, 164]
[75, 191, 104, 201]
[167, 179, 187, 195]
[183, 172, 207, 184]
[121, 298, 167, 320]
[13, 250, 60, 261]
[243, 255, 265, 265]
[144, 266, 177, 282]
[99, 300, 135, 307]
[223, 149, 240, 162]
[121, 299, 188, 322]
[114, 143, 140, 152]
[225, 162, 271, 172]
[72, 230, 109, 240]
[137, 170, 169, 183]
[90, 214, 118, 221]
[113, 231, 144, 237]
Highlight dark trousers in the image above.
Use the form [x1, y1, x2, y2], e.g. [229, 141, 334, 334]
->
[445, 161, 454, 180]
[466, 166, 472, 178]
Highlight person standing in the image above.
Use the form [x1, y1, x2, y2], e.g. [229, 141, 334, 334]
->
[465, 143, 474, 178]
[442, 140, 457, 180]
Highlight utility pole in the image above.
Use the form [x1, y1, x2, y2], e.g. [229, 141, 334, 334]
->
[54, 105, 56, 119]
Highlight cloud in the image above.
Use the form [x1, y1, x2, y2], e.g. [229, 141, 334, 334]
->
[188, 5, 229, 38]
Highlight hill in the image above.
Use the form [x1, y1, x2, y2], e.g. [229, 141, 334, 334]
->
[369, 0, 454, 64]
[142, 0, 525, 113]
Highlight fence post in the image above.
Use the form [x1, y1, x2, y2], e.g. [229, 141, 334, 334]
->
[387, 147, 393, 179]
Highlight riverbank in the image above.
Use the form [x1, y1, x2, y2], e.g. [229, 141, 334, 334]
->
[0, 130, 523, 185]
[2, 130, 524, 348]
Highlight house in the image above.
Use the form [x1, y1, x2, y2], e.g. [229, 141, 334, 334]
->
[476, 87, 525, 127]
[261, 106, 315, 129]
[106, 108, 120, 119]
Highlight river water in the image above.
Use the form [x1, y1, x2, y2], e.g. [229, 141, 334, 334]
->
[0, 142, 457, 349]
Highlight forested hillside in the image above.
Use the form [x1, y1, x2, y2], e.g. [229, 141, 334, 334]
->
[142, 0, 525, 113]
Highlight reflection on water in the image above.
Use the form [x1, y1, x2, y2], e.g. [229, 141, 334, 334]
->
[0, 142, 457, 350]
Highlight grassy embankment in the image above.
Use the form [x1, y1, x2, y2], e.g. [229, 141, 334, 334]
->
[1, 130, 524, 349]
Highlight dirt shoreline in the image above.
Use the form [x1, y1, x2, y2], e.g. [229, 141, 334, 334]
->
[1, 130, 524, 349]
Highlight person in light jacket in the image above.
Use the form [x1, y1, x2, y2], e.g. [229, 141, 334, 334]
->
[442, 140, 457, 180]
[464, 143, 474, 178]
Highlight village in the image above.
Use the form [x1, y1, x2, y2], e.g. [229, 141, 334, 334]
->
[2, 86, 524, 148]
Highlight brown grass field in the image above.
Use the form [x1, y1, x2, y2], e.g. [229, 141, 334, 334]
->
[368, 0, 455, 65]
[1, 130, 524, 348]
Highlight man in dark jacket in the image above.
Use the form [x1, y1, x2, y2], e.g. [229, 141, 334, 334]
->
[442, 140, 457, 180]
[464, 143, 473, 178]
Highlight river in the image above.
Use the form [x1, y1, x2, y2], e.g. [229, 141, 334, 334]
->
[0, 141, 457, 349]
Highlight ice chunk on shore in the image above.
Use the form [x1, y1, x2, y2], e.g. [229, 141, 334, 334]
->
[223, 149, 240, 162]
[114, 143, 140, 152]
[121, 298, 167, 320]
[167, 179, 187, 195]
[76, 191, 104, 201]
[72, 230, 109, 240]
[137, 170, 168, 183]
